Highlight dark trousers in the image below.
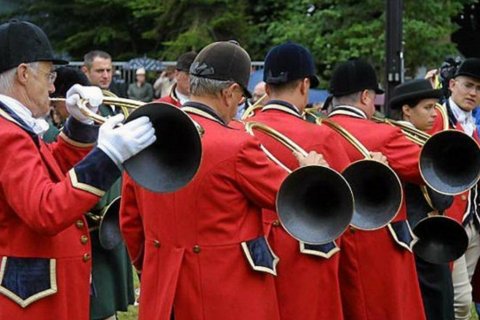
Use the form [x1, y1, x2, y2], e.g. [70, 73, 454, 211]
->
[415, 255, 454, 320]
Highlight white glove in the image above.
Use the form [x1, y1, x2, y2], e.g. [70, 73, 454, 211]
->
[66, 84, 103, 124]
[97, 114, 157, 166]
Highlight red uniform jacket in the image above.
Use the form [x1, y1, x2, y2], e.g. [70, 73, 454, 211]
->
[120, 102, 287, 320]
[427, 104, 478, 223]
[248, 101, 350, 320]
[155, 84, 181, 107]
[328, 106, 425, 320]
[0, 102, 120, 319]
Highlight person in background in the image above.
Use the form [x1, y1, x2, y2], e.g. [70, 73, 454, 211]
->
[82, 50, 137, 320]
[153, 65, 176, 98]
[389, 79, 454, 320]
[82, 50, 117, 116]
[236, 81, 268, 119]
[44, 66, 90, 142]
[156, 51, 197, 107]
[109, 69, 127, 98]
[127, 67, 154, 102]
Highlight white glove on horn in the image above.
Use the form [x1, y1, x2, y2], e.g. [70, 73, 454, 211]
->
[97, 114, 157, 166]
[66, 84, 103, 124]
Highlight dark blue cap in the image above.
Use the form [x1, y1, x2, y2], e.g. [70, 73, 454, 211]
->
[263, 42, 319, 88]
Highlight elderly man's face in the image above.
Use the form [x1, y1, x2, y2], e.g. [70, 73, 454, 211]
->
[25, 62, 56, 117]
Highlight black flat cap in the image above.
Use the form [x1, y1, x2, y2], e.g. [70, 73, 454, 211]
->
[389, 79, 441, 109]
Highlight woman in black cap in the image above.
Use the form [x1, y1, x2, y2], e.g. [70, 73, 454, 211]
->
[390, 79, 454, 320]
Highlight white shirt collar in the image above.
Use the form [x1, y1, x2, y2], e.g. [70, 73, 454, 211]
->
[175, 88, 189, 105]
[0, 94, 50, 137]
[449, 97, 476, 136]
[329, 105, 368, 119]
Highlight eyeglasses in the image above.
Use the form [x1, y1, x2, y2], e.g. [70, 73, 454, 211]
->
[31, 67, 57, 84]
[457, 80, 480, 94]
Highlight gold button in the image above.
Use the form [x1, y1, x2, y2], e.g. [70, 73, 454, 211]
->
[75, 220, 85, 229]
[350, 226, 356, 234]
[80, 235, 89, 245]
[272, 220, 281, 227]
[461, 195, 467, 201]
[153, 240, 161, 248]
[83, 253, 91, 262]
[193, 245, 201, 254]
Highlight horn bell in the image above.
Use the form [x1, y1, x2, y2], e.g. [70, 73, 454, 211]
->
[123, 102, 202, 193]
[420, 130, 480, 195]
[413, 215, 468, 264]
[276, 165, 354, 245]
[99, 197, 122, 250]
[342, 160, 403, 230]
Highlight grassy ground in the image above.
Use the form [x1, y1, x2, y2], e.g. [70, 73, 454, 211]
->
[114, 276, 480, 320]
[117, 271, 140, 320]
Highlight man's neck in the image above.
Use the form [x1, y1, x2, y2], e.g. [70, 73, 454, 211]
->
[190, 95, 230, 123]
[269, 93, 305, 112]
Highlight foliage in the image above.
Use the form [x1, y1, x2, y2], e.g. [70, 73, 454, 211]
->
[1, 0, 476, 84]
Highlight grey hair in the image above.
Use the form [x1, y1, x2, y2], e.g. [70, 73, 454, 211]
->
[0, 62, 40, 94]
[332, 91, 362, 107]
[190, 75, 234, 96]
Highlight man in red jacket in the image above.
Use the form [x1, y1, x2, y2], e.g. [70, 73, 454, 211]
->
[327, 58, 426, 320]
[120, 40, 324, 320]
[0, 20, 155, 319]
[247, 42, 351, 319]
[156, 51, 197, 107]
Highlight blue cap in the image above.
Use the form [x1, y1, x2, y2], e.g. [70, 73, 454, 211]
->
[263, 42, 319, 88]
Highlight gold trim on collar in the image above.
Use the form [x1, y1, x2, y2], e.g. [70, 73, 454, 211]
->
[69, 170, 105, 197]
[436, 103, 450, 130]
[329, 106, 367, 119]
[182, 107, 224, 125]
[262, 104, 303, 119]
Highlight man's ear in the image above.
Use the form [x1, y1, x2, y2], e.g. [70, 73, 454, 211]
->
[15, 64, 29, 85]
[81, 65, 89, 75]
[300, 78, 310, 95]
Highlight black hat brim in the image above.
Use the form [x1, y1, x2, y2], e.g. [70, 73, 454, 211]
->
[455, 71, 480, 81]
[389, 88, 442, 109]
[310, 75, 319, 88]
[38, 57, 69, 65]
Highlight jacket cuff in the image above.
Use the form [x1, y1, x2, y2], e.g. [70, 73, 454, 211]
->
[62, 116, 99, 145]
[70, 147, 121, 196]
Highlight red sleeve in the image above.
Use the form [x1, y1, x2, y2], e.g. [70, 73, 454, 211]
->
[426, 108, 446, 135]
[47, 133, 93, 173]
[0, 129, 101, 236]
[119, 174, 145, 272]
[235, 137, 288, 211]
[380, 128, 423, 184]
[311, 131, 351, 173]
